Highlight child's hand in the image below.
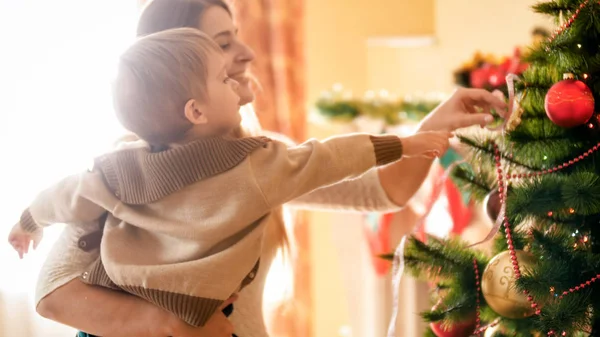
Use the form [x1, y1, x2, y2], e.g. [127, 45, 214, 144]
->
[8, 223, 43, 259]
[401, 131, 453, 159]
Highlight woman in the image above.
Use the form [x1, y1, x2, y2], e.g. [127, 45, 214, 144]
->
[34, 1, 506, 336]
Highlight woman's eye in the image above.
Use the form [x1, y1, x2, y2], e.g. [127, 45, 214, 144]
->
[220, 44, 231, 51]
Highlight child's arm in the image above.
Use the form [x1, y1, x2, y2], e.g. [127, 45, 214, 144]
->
[8, 172, 107, 258]
[250, 131, 451, 208]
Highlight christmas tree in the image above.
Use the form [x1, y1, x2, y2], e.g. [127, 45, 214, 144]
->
[387, 1, 600, 336]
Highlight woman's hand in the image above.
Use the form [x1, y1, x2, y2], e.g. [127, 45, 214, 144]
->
[418, 88, 507, 132]
[376, 88, 506, 207]
[167, 295, 238, 337]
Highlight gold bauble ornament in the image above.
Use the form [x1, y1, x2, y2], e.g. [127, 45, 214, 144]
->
[484, 325, 542, 337]
[481, 250, 536, 319]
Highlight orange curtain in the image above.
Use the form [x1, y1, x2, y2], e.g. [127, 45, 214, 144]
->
[231, 1, 310, 337]
[231, 0, 306, 142]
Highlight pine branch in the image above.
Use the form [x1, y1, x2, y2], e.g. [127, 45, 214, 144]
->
[520, 63, 560, 88]
[457, 134, 536, 170]
[457, 129, 587, 173]
[421, 293, 476, 322]
[492, 225, 529, 252]
[519, 230, 588, 296]
[533, 1, 580, 15]
[508, 117, 571, 141]
[450, 163, 494, 201]
[402, 236, 494, 326]
[534, 291, 591, 335]
[403, 237, 476, 279]
[516, 87, 548, 119]
[507, 172, 600, 224]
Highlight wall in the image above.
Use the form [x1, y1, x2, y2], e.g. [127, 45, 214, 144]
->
[367, 0, 554, 95]
[304, 1, 434, 336]
[305, 0, 435, 105]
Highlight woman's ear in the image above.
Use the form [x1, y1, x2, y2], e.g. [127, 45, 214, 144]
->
[184, 99, 209, 125]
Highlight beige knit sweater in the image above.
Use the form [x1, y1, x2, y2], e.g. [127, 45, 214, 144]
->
[20, 134, 404, 327]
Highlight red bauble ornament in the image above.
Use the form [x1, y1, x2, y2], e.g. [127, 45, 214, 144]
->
[429, 305, 477, 337]
[488, 66, 506, 88]
[516, 62, 529, 74]
[470, 67, 489, 88]
[483, 188, 501, 223]
[544, 74, 595, 128]
[430, 318, 477, 337]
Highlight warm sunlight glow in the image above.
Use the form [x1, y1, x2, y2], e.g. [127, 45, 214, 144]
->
[0, 0, 137, 294]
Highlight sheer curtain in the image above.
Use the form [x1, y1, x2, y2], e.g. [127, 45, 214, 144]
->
[0, 1, 137, 335]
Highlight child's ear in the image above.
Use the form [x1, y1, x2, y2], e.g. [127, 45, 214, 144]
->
[184, 99, 209, 125]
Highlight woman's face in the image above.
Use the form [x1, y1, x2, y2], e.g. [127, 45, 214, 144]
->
[199, 6, 256, 106]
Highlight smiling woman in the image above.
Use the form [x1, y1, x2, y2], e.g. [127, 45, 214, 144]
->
[0, 1, 137, 335]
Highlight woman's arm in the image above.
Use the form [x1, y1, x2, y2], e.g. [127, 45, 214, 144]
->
[289, 88, 506, 211]
[288, 155, 434, 212]
[38, 279, 236, 337]
[35, 220, 234, 337]
[37, 279, 171, 337]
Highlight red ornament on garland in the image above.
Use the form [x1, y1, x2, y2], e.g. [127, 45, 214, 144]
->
[488, 66, 506, 88]
[430, 317, 477, 337]
[470, 67, 489, 89]
[544, 73, 595, 128]
[429, 304, 477, 337]
[483, 188, 501, 223]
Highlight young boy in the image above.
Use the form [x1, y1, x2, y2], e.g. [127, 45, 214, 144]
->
[8, 28, 451, 328]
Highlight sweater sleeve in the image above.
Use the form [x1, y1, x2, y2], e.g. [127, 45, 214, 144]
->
[261, 130, 401, 212]
[249, 133, 403, 208]
[19, 171, 108, 233]
[287, 168, 401, 212]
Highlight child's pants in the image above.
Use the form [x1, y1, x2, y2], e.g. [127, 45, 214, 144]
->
[76, 304, 238, 337]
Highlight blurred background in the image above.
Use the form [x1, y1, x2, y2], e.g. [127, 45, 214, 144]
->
[0, 0, 552, 336]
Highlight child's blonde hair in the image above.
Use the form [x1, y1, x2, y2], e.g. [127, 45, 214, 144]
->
[112, 28, 222, 146]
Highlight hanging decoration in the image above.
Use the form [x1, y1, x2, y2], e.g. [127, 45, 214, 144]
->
[315, 84, 443, 125]
[544, 73, 595, 128]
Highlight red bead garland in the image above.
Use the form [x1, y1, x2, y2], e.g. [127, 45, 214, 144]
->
[505, 142, 600, 181]
[546, 2, 590, 47]
[493, 144, 542, 314]
[473, 319, 500, 335]
[473, 258, 481, 336]
[558, 274, 600, 300]
[486, 140, 600, 334]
